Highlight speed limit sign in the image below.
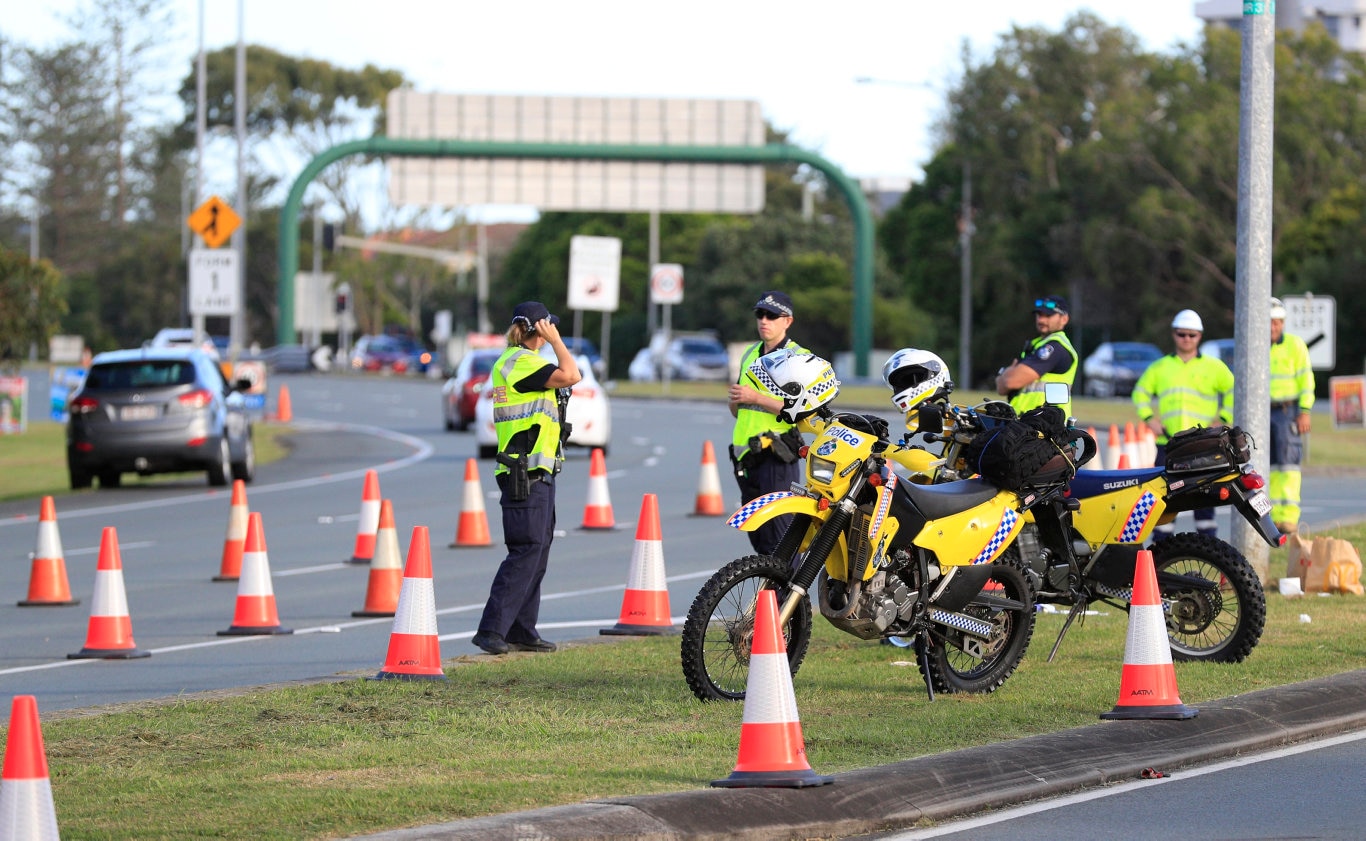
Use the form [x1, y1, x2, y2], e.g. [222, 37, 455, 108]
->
[650, 264, 684, 305]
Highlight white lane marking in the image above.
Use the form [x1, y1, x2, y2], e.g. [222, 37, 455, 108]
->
[63, 540, 156, 557]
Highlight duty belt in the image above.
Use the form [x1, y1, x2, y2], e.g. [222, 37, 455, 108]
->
[1271, 400, 1301, 412]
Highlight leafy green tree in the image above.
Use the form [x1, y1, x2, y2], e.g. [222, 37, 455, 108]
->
[0, 246, 67, 369]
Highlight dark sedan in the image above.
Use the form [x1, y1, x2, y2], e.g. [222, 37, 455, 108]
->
[66, 348, 254, 489]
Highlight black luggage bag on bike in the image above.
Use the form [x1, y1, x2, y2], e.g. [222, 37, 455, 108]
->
[1164, 425, 1252, 474]
[965, 406, 1096, 492]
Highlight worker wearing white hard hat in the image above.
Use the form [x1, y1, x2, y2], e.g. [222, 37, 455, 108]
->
[1132, 309, 1234, 537]
[1267, 296, 1315, 533]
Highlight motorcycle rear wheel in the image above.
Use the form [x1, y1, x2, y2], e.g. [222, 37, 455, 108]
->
[920, 559, 1036, 694]
[1151, 532, 1266, 663]
[680, 555, 813, 702]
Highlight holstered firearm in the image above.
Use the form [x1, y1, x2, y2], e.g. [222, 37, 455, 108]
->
[556, 386, 573, 445]
[495, 452, 531, 502]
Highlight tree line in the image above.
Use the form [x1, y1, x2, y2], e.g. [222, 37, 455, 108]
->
[2, 7, 1363, 391]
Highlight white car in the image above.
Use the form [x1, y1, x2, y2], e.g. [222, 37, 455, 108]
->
[148, 327, 220, 361]
[474, 347, 611, 458]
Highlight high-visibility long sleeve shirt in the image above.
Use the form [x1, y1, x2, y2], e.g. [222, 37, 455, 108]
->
[1132, 353, 1234, 444]
[1270, 332, 1315, 412]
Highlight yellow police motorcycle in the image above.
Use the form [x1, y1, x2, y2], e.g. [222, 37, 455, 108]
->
[892, 350, 1278, 665]
[679, 350, 1089, 702]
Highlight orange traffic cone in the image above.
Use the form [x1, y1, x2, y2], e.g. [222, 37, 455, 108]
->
[1123, 421, 1140, 468]
[601, 494, 676, 636]
[353, 500, 403, 617]
[374, 526, 447, 681]
[1116, 452, 1132, 470]
[580, 447, 615, 530]
[18, 496, 79, 607]
[0, 695, 61, 840]
[449, 459, 492, 548]
[275, 384, 293, 423]
[1078, 427, 1100, 472]
[68, 527, 150, 659]
[712, 589, 832, 788]
[1105, 424, 1121, 470]
[218, 513, 292, 635]
[1101, 549, 1198, 720]
[213, 479, 249, 581]
[1139, 423, 1157, 467]
[691, 441, 727, 516]
[347, 470, 382, 564]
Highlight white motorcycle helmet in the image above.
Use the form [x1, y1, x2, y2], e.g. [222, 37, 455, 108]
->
[882, 348, 950, 413]
[749, 348, 840, 424]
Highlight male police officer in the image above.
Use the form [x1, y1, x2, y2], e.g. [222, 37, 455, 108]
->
[1132, 309, 1234, 536]
[728, 291, 807, 556]
[472, 302, 580, 656]
[1268, 296, 1315, 534]
[995, 294, 1078, 418]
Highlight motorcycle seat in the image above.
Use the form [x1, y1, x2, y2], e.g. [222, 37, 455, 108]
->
[899, 477, 1002, 520]
[1068, 467, 1165, 499]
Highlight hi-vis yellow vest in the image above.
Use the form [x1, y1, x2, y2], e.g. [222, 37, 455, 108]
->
[731, 338, 806, 458]
[490, 347, 562, 476]
[1009, 331, 1077, 417]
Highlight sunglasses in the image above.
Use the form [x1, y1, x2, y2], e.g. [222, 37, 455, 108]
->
[754, 310, 787, 321]
[1033, 299, 1064, 313]
[1173, 331, 1201, 339]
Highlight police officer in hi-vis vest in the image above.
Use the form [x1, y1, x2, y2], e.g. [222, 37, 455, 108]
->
[995, 294, 1078, 418]
[728, 291, 807, 556]
[472, 302, 581, 656]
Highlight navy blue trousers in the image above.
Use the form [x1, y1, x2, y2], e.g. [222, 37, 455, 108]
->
[478, 473, 555, 644]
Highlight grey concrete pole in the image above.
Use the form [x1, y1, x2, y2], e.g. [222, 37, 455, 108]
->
[231, 0, 247, 353]
[1232, 4, 1276, 583]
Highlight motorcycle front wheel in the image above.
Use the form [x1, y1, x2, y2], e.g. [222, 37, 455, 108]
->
[680, 555, 813, 702]
[921, 559, 1036, 694]
[1151, 532, 1266, 663]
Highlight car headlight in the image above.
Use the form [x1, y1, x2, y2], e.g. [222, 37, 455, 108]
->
[807, 455, 836, 485]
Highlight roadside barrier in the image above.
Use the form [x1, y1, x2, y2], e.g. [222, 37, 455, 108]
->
[450, 459, 492, 548]
[18, 496, 78, 607]
[353, 500, 403, 617]
[374, 526, 447, 681]
[347, 470, 382, 564]
[0, 695, 61, 840]
[711, 588, 832, 789]
[1101, 548, 1198, 720]
[691, 440, 727, 516]
[218, 513, 293, 636]
[68, 527, 150, 659]
[601, 494, 675, 636]
[580, 448, 615, 530]
[213, 479, 249, 581]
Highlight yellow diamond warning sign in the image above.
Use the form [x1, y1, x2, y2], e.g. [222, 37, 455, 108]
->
[186, 196, 241, 249]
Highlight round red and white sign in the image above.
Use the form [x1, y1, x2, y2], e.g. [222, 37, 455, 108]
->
[650, 264, 684, 305]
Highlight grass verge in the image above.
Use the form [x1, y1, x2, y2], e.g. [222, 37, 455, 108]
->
[18, 524, 1366, 840]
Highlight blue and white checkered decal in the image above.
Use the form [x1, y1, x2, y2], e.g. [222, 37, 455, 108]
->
[973, 506, 1018, 564]
[727, 491, 795, 530]
[1119, 491, 1158, 542]
[868, 467, 897, 546]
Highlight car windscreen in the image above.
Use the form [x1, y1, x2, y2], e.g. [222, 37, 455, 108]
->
[1115, 347, 1161, 363]
[679, 339, 724, 355]
[87, 361, 198, 389]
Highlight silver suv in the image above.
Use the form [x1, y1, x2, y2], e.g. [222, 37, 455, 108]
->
[66, 348, 254, 489]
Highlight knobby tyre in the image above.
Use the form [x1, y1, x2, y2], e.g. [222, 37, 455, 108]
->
[680, 554, 813, 702]
[1150, 532, 1266, 663]
[921, 557, 1036, 694]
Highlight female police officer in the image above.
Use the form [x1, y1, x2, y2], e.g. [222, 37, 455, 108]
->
[471, 302, 581, 655]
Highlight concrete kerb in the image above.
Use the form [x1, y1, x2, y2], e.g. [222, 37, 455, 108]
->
[352, 669, 1366, 840]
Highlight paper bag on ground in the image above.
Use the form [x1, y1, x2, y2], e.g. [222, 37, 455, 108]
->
[1317, 537, 1365, 596]
[1285, 533, 1315, 589]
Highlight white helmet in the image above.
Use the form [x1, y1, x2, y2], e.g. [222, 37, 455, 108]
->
[1171, 309, 1204, 332]
[1270, 297, 1287, 320]
[882, 348, 950, 413]
[749, 348, 840, 424]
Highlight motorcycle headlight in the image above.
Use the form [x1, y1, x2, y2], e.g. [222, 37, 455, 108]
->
[807, 455, 836, 484]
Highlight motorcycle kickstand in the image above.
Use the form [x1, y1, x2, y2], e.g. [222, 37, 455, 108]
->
[1046, 597, 1089, 663]
[914, 633, 936, 703]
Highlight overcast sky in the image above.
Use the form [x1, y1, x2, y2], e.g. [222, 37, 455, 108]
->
[5, 1, 1206, 221]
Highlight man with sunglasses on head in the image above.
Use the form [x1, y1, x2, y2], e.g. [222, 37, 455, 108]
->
[1132, 309, 1234, 537]
[996, 294, 1078, 418]
[728, 291, 807, 555]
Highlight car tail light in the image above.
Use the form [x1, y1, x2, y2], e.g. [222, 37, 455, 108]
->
[70, 396, 99, 415]
[187, 437, 207, 447]
[178, 389, 212, 409]
[1239, 473, 1267, 491]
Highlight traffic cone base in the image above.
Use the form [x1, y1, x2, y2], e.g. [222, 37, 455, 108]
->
[373, 527, 447, 681]
[1101, 549, 1197, 721]
[0, 696, 61, 840]
[69, 527, 150, 659]
[19, 496, 79, 606]
[449, 459, 492, 548]
[580, 448, 616, 530]
[214, 479, 249, 581]
[348, 470, 382, 563]
[711, 589, 832, 789]
[602, 494, 676, 636]
[354, 499, 403, 617]
[219, 513, 293, 636]
[691, 440, 727, 517]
